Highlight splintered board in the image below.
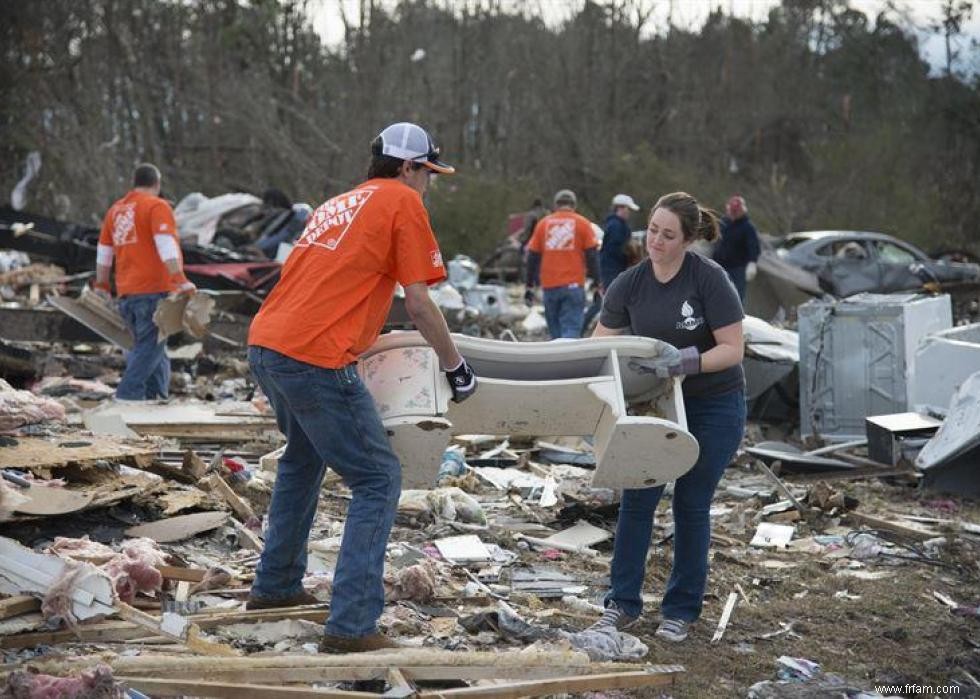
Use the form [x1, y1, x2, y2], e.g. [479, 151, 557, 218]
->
[0, 435, 157, 470]
[85, 403, 276, 441]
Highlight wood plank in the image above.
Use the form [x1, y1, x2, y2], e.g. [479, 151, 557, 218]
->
[787, 465, 914, 483]
[844, 512, 939, 541]
[416, 667, 684, 699]
[0, 435, 157, 470]
[201, 474, 255, 522]
[183, 450, 209, 480]
[46, 292, 133, 349]
[385, 668, 416, 699]
[116, 677, 370, 698]
[157, 565, 208, 583]
[34, 650, 594, 677]
[0, 621, 141, 648]
[139, 666, 605, 685]
[711, 592, 739, 643]
[116, 669, 679, 699]
[230, 517, 264, 552]
[0, 608, 328, 649]
[0, 595, 39, 620]
[116, 602, 238, 657]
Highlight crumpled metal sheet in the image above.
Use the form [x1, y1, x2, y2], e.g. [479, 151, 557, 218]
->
[917, 370, 980, 471]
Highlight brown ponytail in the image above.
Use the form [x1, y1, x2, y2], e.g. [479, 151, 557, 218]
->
[651, 192, 720, 243]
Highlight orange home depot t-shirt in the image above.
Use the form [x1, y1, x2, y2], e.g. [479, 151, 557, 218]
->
[248, 178, 447, 368]
[527, 211, 598, 289]
[98, 190, 182, 296]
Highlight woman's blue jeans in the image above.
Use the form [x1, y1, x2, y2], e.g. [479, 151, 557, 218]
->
[605, 388, 746, 622]
[247, 346, 402, 638]
[116, 292, 170, 400]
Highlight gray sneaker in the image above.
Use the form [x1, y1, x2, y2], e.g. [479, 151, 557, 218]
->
[655, 618, 690, 642]
[587, 602, 638, 632]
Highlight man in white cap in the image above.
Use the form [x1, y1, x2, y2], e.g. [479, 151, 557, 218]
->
[246, 122, 477, 652]
[599, 193, 641, 291]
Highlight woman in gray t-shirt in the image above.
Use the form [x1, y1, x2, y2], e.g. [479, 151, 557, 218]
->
[589, 191, 746, 642]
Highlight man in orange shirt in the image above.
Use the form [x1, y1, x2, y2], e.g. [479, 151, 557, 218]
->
[246, 122, 477, 653]
[95, 163, 195, 400]
[524, 189, 600, 338]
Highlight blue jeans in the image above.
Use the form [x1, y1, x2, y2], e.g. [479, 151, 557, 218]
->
[543, 284, 586, 338]
[605, 388, 746, 622]
[247, 346, 401, 638]
[116, 293, 170, 400]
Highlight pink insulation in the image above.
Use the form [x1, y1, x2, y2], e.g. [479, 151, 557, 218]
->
[0, 379, 65, 430]
[2, 664, 124, 698]
[101, 537, 168, 602]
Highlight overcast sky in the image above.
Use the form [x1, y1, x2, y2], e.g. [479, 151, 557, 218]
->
[308, 0, 980, 75]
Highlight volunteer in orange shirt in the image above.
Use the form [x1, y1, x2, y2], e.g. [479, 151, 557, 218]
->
[94, 163, 195, 400]
[524, 189, 600, 338]
[246, 122, 477, 653]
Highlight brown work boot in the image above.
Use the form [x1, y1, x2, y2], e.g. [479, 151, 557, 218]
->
[245, 590, 320, 610]
[318, 631, 399, 653]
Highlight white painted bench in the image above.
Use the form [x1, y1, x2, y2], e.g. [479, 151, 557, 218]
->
[358, 332, 699, 489]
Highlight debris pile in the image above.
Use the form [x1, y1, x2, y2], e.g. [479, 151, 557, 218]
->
[1, 211, 979, 697]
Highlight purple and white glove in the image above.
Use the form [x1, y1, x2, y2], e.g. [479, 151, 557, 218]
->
[669, 346, 701, 376]
[630, 346, 701, 378]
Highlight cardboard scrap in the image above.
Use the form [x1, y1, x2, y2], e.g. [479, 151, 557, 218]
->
[0, 435, 156, 471]
[125, 511, 229, 543]
[153, 293, 215, 342]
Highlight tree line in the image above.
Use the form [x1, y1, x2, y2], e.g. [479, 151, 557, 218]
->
[1, 0, 978, 261]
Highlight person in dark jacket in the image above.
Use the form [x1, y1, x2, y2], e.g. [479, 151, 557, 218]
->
[599, 193, 641, 291]
[585, 194, 640, 329]
[712, 195, 760, 301]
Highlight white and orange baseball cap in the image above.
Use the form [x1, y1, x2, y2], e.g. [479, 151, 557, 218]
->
[375, 122, 455, 174]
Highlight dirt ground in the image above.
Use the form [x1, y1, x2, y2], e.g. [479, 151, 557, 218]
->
[621, 479, 980, 698]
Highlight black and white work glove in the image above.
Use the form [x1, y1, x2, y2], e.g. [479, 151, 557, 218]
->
[630, 346, 701, 379]
[445, 358, 478, 403]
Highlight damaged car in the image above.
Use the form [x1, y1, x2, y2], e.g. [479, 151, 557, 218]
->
[774, 230, 980, 297]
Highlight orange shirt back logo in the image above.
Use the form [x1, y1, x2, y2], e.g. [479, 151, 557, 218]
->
[545, 220, 576, 250]
[112, 204, 137, 246]
[298, 190, 374, 250]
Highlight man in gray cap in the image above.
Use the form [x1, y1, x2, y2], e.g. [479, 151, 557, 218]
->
[525, 189, 600, 338]
[246, 122, 477, 653]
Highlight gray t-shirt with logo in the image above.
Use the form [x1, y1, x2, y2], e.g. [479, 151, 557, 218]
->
[600, 251, 745, 398]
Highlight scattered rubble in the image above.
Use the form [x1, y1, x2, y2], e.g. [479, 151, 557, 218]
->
[0, 227, 978, 697]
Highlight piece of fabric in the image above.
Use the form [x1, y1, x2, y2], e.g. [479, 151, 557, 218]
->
[247, 346, 402, 638]
[248, 178, 446, 369]
[712, 215, 760, 270]
[527, 211, 598, 289]
[599, 213, 632, 288]
[98, 190, 184, 296]
[605, 388, 746, 621]
[96, 244, 114, 267]
[153, 233, 180, 262]
[543, 284, 586, 338]
[600, 251, 745, 397]
[116, 292, 170, 400]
